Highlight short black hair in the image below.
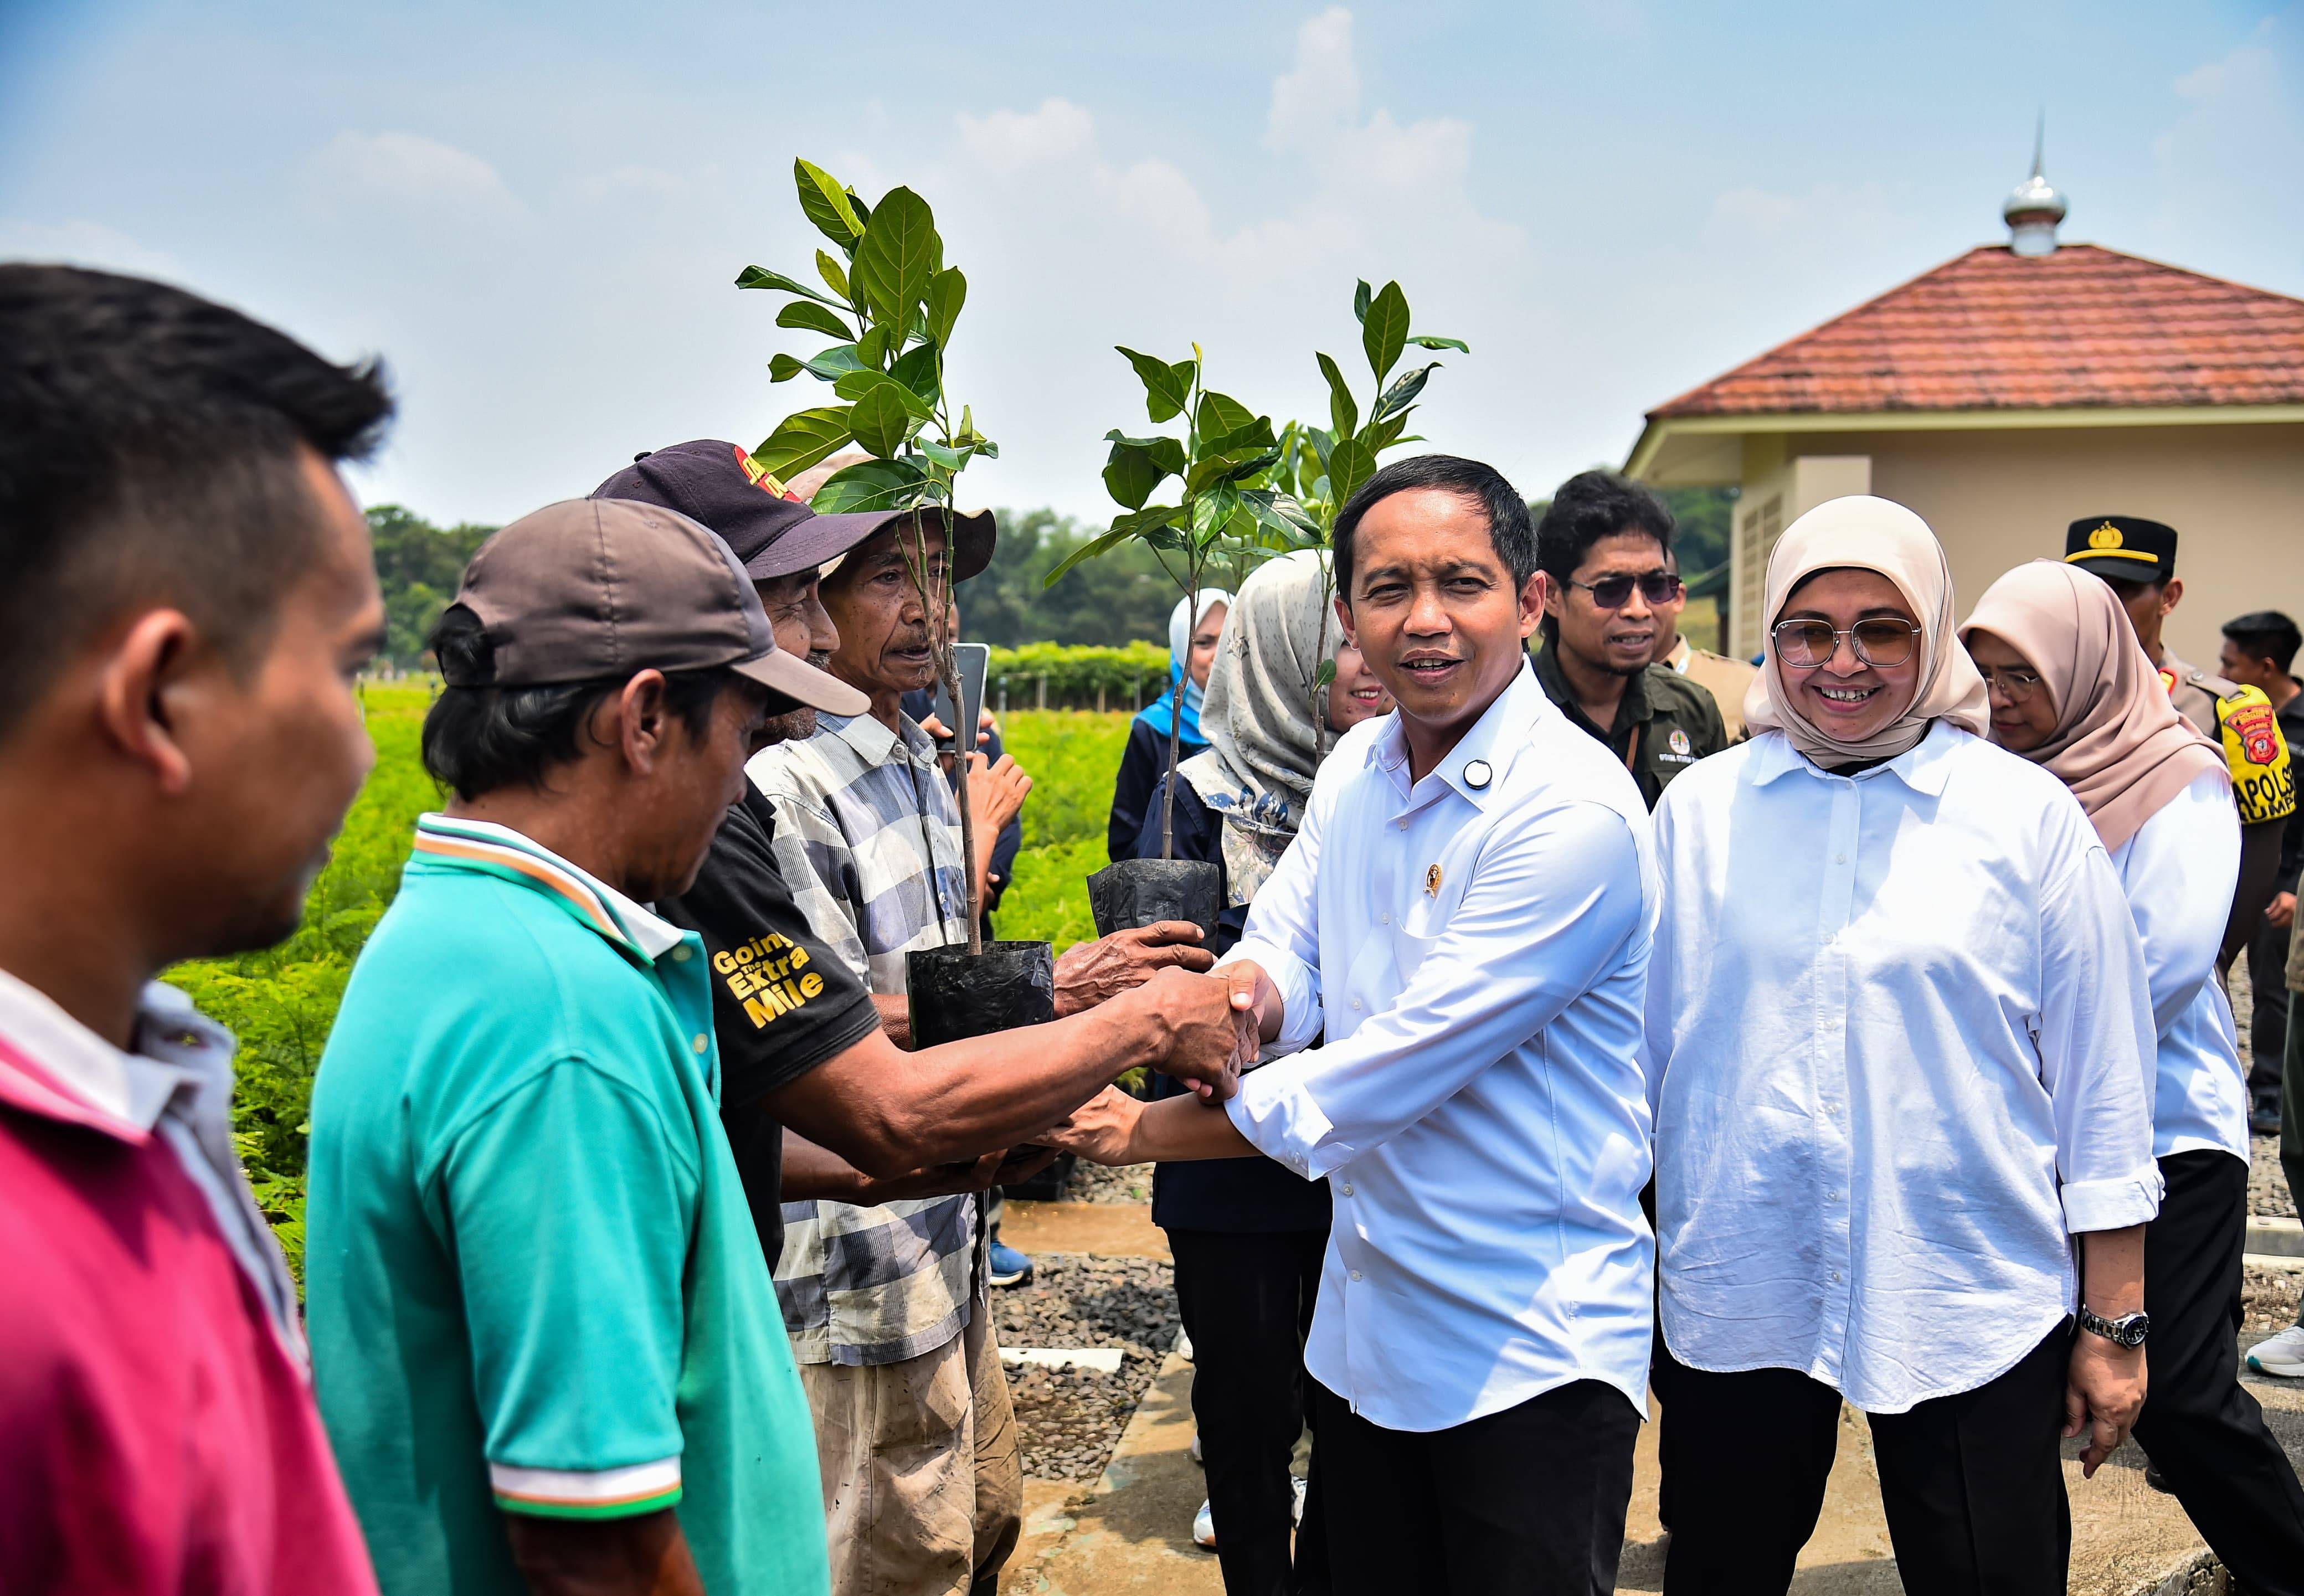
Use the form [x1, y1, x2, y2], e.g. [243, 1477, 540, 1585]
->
[0, 265, 394, 742]
[1333, 455, 1536, 604]
[1534, 470, 1675, 640]
[2223, 610, 2303, 676]
[420, 605, 746, 800]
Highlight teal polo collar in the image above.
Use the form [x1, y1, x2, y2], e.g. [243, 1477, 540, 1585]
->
[410, 814, 687, 965]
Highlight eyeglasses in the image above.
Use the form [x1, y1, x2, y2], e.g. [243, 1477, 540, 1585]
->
[1976, 666, 2044, 703]
[1771, 618, 1924, 669]
[1566, 570, 1681, 609]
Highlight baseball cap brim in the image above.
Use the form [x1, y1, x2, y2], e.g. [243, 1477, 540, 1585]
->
[733, 646, 870, 717]
[2064, 552, 2166, 583]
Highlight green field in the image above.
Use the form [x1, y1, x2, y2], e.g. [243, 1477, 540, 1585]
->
[170, 688, 1136, 1278]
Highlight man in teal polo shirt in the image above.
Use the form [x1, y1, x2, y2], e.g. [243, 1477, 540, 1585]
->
[307, 499, 873, 1595]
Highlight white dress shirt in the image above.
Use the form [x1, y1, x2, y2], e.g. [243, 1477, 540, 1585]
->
[1646, 723, 2161, 1413]
[2107, 769, 2249, 1161]
[1224, 667, 1659, 1432]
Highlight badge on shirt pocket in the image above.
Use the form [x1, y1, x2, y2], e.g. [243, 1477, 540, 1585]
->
[1398, 847, 1471, 974]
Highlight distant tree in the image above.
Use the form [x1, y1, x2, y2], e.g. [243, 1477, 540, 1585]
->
[962, 508, 1174, 647]
[366, 506, 494, 668]
[1660, 486, 1736, 580]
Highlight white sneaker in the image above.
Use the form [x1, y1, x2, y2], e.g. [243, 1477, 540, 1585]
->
[1192, 1498, 1216, 1548]
[1176, 1327, 1194, 1362]
[1292, 1475, 1308, 1527]
[2248, 1324, 2304, 1378]
[1190, 1432, 1203, 1465]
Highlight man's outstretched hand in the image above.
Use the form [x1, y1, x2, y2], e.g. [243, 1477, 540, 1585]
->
[1038, 1085, 1144, 1166]
[1053, 921, 1216, 1016]
[1132, 966, 1260, 1100]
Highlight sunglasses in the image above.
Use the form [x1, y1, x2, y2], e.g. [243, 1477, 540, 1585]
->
[1566, 570, 1681, 609]
[1771, 617, 1923, 670]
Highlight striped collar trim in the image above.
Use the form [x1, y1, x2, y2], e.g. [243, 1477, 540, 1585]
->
[489, 1459, 682, 1520]
[411, 815, 687, 964]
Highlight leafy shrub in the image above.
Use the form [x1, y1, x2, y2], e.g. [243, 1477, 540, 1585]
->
[992, 711, 1135, 947]
[986, 642, 1171, 712]
[172, 683, 439, 1281]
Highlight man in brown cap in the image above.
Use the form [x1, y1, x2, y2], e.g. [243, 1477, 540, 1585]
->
[305, 498, 1253, 1596]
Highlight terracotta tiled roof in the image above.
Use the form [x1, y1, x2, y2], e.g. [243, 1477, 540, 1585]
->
[1650, 244, 2304, 418]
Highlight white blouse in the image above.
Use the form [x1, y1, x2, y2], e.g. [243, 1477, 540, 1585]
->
[2106, 769, 2249, 1161]
[1644, 722, 2161, 1413]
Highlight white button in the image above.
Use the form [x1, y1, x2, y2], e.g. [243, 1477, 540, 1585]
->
[1340, 1183, 1354, 1197]
[1397, 820, 1407, 831]
[1350, 999, 1362, 1010]
[1380, 911, 1390, 924]
[1835, 853, 1848, 864]
[1350, 1269, 1363, 1282]
[1830, 1270, 1843, 1283]
[1827, 1192, 1840, 1202]
[671, 945, 691, 962]
[692, 1034, 709, 1054]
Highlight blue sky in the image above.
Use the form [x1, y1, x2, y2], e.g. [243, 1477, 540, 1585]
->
[4, 1, 2298, 526]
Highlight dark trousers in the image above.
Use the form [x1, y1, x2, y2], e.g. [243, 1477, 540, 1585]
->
[1308, 1376, 1638, 1596]
[1662, 1325, 2071, 1595]
[2136, 1150, 2304, 1595]
[2286, 1005, 2304, 1238]
[1169, 1229, 1329, 1596]
[2250, 916, 2292, 1090]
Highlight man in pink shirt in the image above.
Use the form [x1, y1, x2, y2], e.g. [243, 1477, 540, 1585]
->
[0, 264, 389, 1593]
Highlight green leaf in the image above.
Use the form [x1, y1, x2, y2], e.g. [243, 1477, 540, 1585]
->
[776, 299, 853, 340]
[1329, 436, 1377, 506]
[1191, 483, 1241, 545]
[1407, 333, 1469, 353]
[1196, 390, 1257, 445]
[1102, 433, 1187, 510]
[816, 249, 851, 303]
[769, 353, 805, 383]
[1360, 411, 1412, 454]
[809, 455, 930, 513]
[735, 264, 844, 307]
[753, 407, 856, 478]
[832, 368, 935, 421]
[1045, 520, 1158, 586]
[795, 159, 865, 250]
[1315, 352, 1358, 441]
[1189, 445, 1280, 495]
[804, 344, 867, 382]
[889, 341, 942, 408]
[1115, 346, 1191, 424]
[853, 186, 939, 345]
[857, 324, 892, 368]
[918, 440, 964, 471]
[848, 382, 915, 459]
[1314, 658, 1338, 688]
[925, 267, 967, 349]
[1370, 361, 1439, 425]
[1361, 280, 1409, 383]
[1240, 488, 1322, 545]
[1352, 279, 1372, 325]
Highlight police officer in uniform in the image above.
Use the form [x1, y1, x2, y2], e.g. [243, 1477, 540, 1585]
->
[1530, 470, 1727, 810]
[2064, 514, 2296, 972]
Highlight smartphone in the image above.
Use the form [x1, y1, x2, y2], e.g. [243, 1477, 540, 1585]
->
[928, 642, 991, 753]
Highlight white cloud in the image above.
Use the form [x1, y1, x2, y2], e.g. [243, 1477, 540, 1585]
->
[1267, 7, 1359, 152]
[307, 131, 526, 220]
[955, 97, 1096, 172]
[2148, 16, 2302, 273]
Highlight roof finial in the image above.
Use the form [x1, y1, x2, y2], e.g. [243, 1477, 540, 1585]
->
[2004, 111, 2066, 257]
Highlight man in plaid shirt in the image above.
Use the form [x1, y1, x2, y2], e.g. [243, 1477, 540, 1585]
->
[747, 508, 1031, 1596]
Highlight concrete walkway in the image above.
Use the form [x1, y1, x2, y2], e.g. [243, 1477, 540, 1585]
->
[998, 1202, 2304, 1596]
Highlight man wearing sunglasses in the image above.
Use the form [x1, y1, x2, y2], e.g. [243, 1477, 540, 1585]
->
[1530, 471, 1726, 809]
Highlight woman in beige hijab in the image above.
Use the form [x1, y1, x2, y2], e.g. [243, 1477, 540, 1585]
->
[1963, 560, 2304, 1590]
[1644, 497, 2161, 1595]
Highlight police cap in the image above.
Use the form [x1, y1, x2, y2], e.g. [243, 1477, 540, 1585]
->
[2064, 515, 2177, 585]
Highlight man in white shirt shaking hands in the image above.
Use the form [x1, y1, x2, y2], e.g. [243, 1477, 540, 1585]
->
[1045, 456, 1660, 1594]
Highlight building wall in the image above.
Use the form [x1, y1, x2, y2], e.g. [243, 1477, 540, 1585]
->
[1729, 423, 2304, 667]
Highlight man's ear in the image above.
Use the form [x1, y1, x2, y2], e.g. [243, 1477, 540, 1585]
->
[1519, 572, 1550, 641]
[1333, 593, 1357, 650]
[2161, 577, 2183, 619]
[610, 670, 671, 774]
[94, 609, 202, 796]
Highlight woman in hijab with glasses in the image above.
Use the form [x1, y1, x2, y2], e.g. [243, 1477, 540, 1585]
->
[1131, 550, 1391, 1596]
[1962, 560, 2304, 1596]
[1643, 497, 2161, 1596]
[1107, 589, 1232, 862]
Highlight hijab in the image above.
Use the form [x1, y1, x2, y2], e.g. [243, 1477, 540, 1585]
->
[1177, 554, 1333, 903]
[1960, 559, 2226, 850]
[1135, 588, 1233, 744]
[1742, 495, 1991, 766]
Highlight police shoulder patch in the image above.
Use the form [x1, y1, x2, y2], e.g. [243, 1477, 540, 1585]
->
[2216, 683, 2296, 825]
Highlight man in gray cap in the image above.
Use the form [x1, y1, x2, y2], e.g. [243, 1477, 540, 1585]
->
[305, 497, 1252, 1596]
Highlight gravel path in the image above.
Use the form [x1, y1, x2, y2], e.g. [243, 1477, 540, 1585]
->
[2254, 1135, 2297, 1219]
[994, 1253, 1180, 1481]
[1063, 1161, 1155, 1204]
[2245, 1263, 2301, 1336]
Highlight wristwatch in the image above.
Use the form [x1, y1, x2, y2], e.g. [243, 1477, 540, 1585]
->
[2077, 1305, 2150, 1348]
